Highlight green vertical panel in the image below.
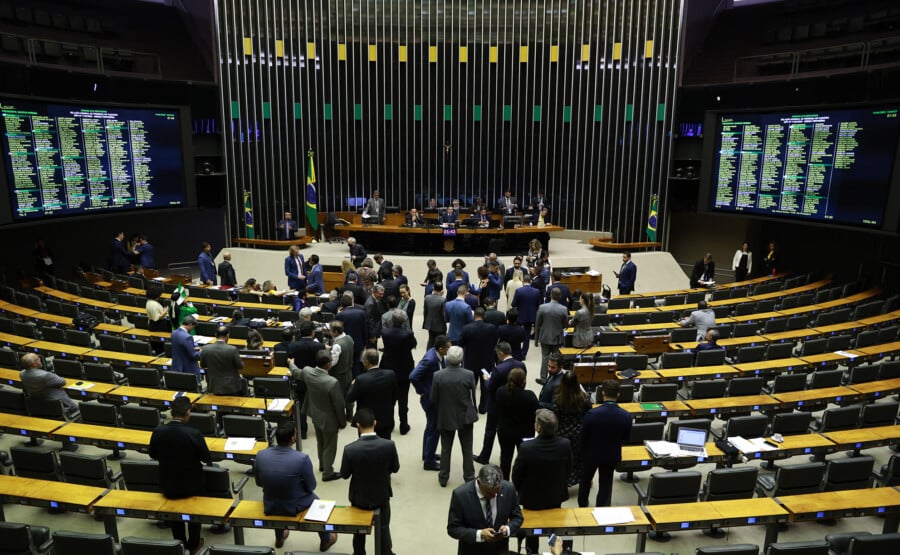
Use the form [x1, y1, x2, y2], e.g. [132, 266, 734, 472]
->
[503, 105, 512, 122]
[473, 104, 482, 121]
[262, 102, 271, 119]
[293, 103, 302, 120]
[414, 104, 423, 121]
[657, 103, 666, 121]
[562, 105, 572, 123]
[324, 104, 333, 120]
[533, 105, 542, 122]
[384, 104, 393, 121]
[230, 101, 239, 118]
[625, 104, 634, 122]
[593, 105, 603, 122]
[444, 104, 452, 121]
[354, 103, 363, 121]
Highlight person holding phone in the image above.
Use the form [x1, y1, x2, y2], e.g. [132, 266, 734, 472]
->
[447, 464, 523, 554]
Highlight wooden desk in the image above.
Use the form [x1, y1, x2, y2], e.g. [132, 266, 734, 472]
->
[772, 386, 858, 410]
[613, 322, 681, 333]
[193, 395, 294, 417]
[228, 500, 375, 548]
[95, 323, 131, 335]
[729, 312, 783, 323]
[94, 489, 234, 541]
[34, 285, 79, 301]
[31, 312, 73, 327]
[206, 438, 267, 464]
[646, 501, 721, 533]
[103, 386, 202, 409]
[520, 506, 651, 552]
[656, 365, 737, 383]
[822, 425, 900, 453]
[686, 394, 781, 416]
[619, 442, 725, 471]
[777, 488, 900, 533]
[848, 377, 900, 399]
[761, 330, 819, 343]
[0, 303, 38, 318]
[708, 498, 788, 547]
[733, 433, 836, 463]
[813, 321, 867, 336]
[855, 341, 900, 360]
[733, 358, 808, 377]
[857, 310, 900, 327]
[0, 413, 65, 439]
[614, 370, 660, 385]
[26, 340, 93, 358]
[674, 336, 769, 351]
[800, 351, 865, 368]
[54, 422, 149, 452]
[559, 346, 636, 359]
[0, 331, 36, 349]
[559, 273, 603, 294]
[0, 474, 106, 519]
[83, 349, 160, 367]
[618, 400, 691, 420]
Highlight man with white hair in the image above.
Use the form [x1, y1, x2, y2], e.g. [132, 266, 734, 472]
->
[347, 237, 367, 268]
[431, 345, 479, 487]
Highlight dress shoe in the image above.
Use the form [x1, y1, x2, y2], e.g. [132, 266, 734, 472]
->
[423, 462, 440, 471]
[275, 530, 289, 548]
[439, 479, 448, 487]
[319, 532, 338, 551]
[322, 472, 342, 482]
[400, 423, 411, 435]
[473, 455, 489, 465]
[535, 378, 547, 386]
[301, 432, 308, 440]
[435, 454, 440, 461]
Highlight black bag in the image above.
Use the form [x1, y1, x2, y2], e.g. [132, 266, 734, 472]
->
[73, 312, 99, 331]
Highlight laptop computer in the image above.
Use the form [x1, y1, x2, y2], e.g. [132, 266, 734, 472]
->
[676, 427, 708, 457]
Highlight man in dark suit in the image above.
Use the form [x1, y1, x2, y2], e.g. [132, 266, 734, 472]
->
[171, 315, 201, 376]
[441, 207, 460, 225]
[534, 288, 569, 383]
[276, 211, 299, 240]
[545, 269, 573, 309]
[347, 237, 367, 267]
[498, 309, 529, 362]
[20, 353, 79, 419]
[475, 342, 525, 466]
[482, 299, 506, 327]
[197, 242, 217, 285]
[286, 319, 321, 438]
[335, 293, 368, 377]
[255, 421, 337, 551]
[364, 284, 387, 348]
[200, 325, 246, 395]
[284, 245, 307, 292]
[447, 464, 523, 555]
[348, 349, 398, 439]
[458, 307, 499, 413]
[579, 380, 632, 507]
[690, 252, 716, 288]
[410, 335, 451, 471]
[217, 252, 237, 287]
[614, 251, 637, 295]
[511, 275, 541, 358]
[149, 396, 212, 554]
[340, 408, 400, 555]
[109, 231, 130, 274]
[512, 409, 572, 554]
[497, 190, 518, 215]
[537, 353, 564, 409]
[381, 320, 417, 435]
[431, 345, 479, 487]
[423, 283, 448, 349]
[405, 208, 425, 227]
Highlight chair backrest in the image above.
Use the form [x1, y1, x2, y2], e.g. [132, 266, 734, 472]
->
[163, 371, 201, 393]
[120, 405, 161, 430]
[632, 298, 656, 308]
[203, 466, 235, 499]
[664, 419, 711, 443]
[40, 326, 67, 343]
[724, 415, 770, 438]
[0, 347, 19, 368]
[59, 451, 117, 488]
[607, 298, 630, 310]
[736, 345, 766, 364]
[764, 540, 829, 555]
[53, 358, 84, 379]
[879, 360, 900, 380]
[614, 354, 648, 372]
[621, 313, 648, 326]
[825, 335, 852, 352]
[771, 373, 808, 394]
[860, 402, 899, 427]
[195, 322, 218, 337]
[808, 369, 843, 389]
[78, 401, 119, 426]
[765, 342, 795, 360]
[702, 466, 759, 501]
[124, 339, 153, 356]
[763, 318, 788, 334]
[686, 292, 706, 304]
[597, 331, 629, 346]
[847, 365, 879, 385]
[624, 421, 664, 445]
[689, 380, 728, 400]
[253, 377, 292, 399]
[695, 349, 726, 366]
[756, 299, 777, 312]
[818, 405, 860, 432]
[771, 462, 827, 496]
[846, 533, 900, 555]
[733, 323, 759, 338]
[26, 397, 68, 420]
[590, 313, 610, 327]
[697, 544, 759, 555]
[10, 446, 62, 481]
[97, 334, 124, 352]
[638, 383, 678, 402]
[877, 326, 899, 343]
[771, 411, 813, 436]
[617, 383, 635, 403]
[644, 471, 702, 505]
[120, 460, 162, 492]
[0, 388, 29, 415]
[126, 367, 162, 388]
[663, 295, 686, 306]
[822, 455, 875, 492]
[52, 530, 118, 555]
[853, 329, 880, 349]
[222, 415, 268, 442]
[659, 351, 693, 369]
[669, 327, 698, 343]
[0, 521, 47, 555]
[66, 329, 92, 347]
[259, 327, 285, 342]
[206, 546, 275, 555]
[229, 325, 250, 340]
[83, 362, 117, 383]
[726, 376, 764, 397]
[786, 314, 810, 330]
[121, 536, 187, 555]
[734, 303, 757, 316]
[187, 411, 219, 437]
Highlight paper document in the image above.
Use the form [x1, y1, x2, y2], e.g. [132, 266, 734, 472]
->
[210, 316, 228, 323]
[224, 437, 257, 452]
[267, 398, 290, 412]
[727, 436, 776, 453]
[304, 499, 336, 522]
[834, 350, 857, 359]
[152, 277, 166, 282]
[592, 507, 635, 526]
[193, 336, 214, 345]
[586, 270, 600, 277]
[644, 440, 678, 457]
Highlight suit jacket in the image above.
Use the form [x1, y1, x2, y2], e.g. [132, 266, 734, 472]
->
[618, 260, 637, 293]
[431, 365, 478, 431]
[447, 480, 523, 555]
[512, 436, 572, 509]
[363, 197, 385, 223]
[483, 309, 505, 327]
[497, 195, 518, 214]
[546, 282, 573, 310]
[276, 218, 298, 241]
[380, 327, 416, 377]
[349, 243, 367, 267]
[487, 357, 526, 413]
[217, 260, 237, 286]
[690, 260, 715, 288]
[331, 334, 355, 383]
[445, 298, 473, 342]
[287, 337, 323, 369]
[347, 368, 398, 428]
[149, 420, 212, 499]
[571, 306, 593, 348]
[681, 308, 716, 341]
[534, 300, 568, 346]
[580, 401, 633, 465]
[401, 297, 415, 321]
[441, 210, 459, 224]
[422, 293, 448, 333]
[293, 364, 345, 432]
[20, 367, 76, 410]
[109, 238, 131, 273]
[307, 263, 324, 294]
[364, 295, 387, 339]
[284, 254, 307, 291]
[198, 251, 216, 284]
[335, 306, 368, 356]
[538, 371, 564, 409]
[135, 243, 155, 269]
[405, 213, 425, 226]
[511, 286, 541, 324]
[254, 445, 319, 515]
[495, 386, 538, 440]
[201, 341, 245, 395]
[171, 326, 200, 374]
[498, 324, 529, 361]
[459, 320, 498, 375]
[340, 434, 400, 508]
[410, 348, 443, 408]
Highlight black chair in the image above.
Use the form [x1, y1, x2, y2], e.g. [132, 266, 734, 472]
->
[27, 397, 78, 422]
[733, 323, 759, 338]
[734, 303, 757, 317]
[51, 530, 118, 555]
[0, 388, 29, 417]
[10, 446, 62, 481]
[695, 349, 727, 366]
[163, 371, 201, 393]
[120, 405, 161, 431]
[230, 325, 250, 340]
[663, 295, 686, 306]
[39, 326, 66, 343]
[763, 319, 788, 334]
[120, 460, 162, 492]
[766, 373, 807, 394]
[207, 289, 232, 302]
[756, 299, 777, 312]
[685, 380, 728, 400]
[78, 401, 125, 459]
[597, 332, 629, 346]
[196, 322, 218, 337]
[721, 415, 770, 439]
[126, 367, 163, 388]
[260, 327, 285, 342]
[699, 466, 759, 537]
[765, 342, 795, 360]
[637, 383, 678, 402]
[794, 338, 827, 357]
[770, 411, 813, 436]
[763, 540, 828, 555]
[121, 537, 187, 555]
[0, 348, 19, 368]
[633, 471, 702, 541]
[607, 298, 630, 310]
[696, 545, 759, 555]
[615, 354, 648, 372]
[187, 411, 219, 437]
[124, 339, 153, 356]
[853, 329, 880, 349]
[844, 365, 879, 385]
[12, 322, 39, 340]
[786, 314, 810, 330]
[844, 533, 900, 555]
[872, 454, 900, 487]
[812, 406, 860, 433]
[222, 415, 271, 443]
[97, 334, 124, 352]
[253, 377, 292, 399]
[877, 326, 899, 343]
[822, 455, 874, 491]
[621, 313, 648, 325]
[53, 358, 84, 379]
[686, 292, 706, 304]
[623, 422, 665, 447]
[756, 461, 826, 497]
[808, 369, 843, 389]
[617, 383, 635, 403]
[84, 362, 126, 385]
[205, 546, 275, 555]
[658, 351, 693, 369]
[825, 335, 852, 352]
[670, 328, 698, 343]
[0, 521, 53, 555]
[859, 402, 898, 428]
[726, 376, 764, 397]
[66, 329, 93, 347]
[712, 325, 733, 338]
[59, 451, 123, 488]
[878, 360, 900, 380]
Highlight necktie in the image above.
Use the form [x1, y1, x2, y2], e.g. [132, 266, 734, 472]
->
[484, 498, 493, 526]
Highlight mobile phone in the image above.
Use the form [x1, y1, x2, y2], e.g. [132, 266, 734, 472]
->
[481, 368, 490, 378]
[547, 533, 557, 546]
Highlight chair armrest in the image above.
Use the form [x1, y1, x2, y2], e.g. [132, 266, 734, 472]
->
[232, 474, 251, 497]
[632, 480, 648, 505]
[108, 469, 124, 487]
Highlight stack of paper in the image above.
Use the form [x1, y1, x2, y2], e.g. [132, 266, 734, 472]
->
[304, 500, 336, 522]
[267, 398, 290, 412]
[224, 437, 257, 451]
[592, 507, 635, 526]
[727, 436, 777, 453]
[644, 440, 679, 457]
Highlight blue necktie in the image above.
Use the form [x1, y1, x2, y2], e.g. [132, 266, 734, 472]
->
[484, 498, 492, 526]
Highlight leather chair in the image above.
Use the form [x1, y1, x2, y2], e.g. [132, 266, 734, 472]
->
[872, 454, 900, 487]
[0, 521, 53, 555]
[822, 455, 874, 491]
[633, 471, 702, 542]
[763, 540, 829, 554]
[696, 544, 759, 555]
[59, 451, 123, 488]
[756, 462, 826, 498]
[51, 530, 118, 555]
[699, 466, 759, 537]
[121, 537, 187, 555]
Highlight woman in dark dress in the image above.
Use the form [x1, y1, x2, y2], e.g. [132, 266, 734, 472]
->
[553, 371, 592, 487]
[495, 367, 539, 479]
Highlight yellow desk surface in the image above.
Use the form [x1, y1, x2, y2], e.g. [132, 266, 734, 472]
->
[646, 501, 721, 526]
[621, 442, 724, 463]
[522, 508, 581, 529]
[96, 323, 131, 334]
[733, 358, 808, 375]
[0, 303, 38, 317]
[769, 433, 836, 453]
[656, 365, 737, 382]
[857, 310, 900, 326]
[0, 331, 37, 347]
[729, 312, 783, 323]
[812, 322, 866, 335]
[849, 377, 900, 396]
[0, 474, 105, 508]
[618, 400, 691, 416]
[674, 336, 769, 351]
[772, 386, 857, 405]
[800, 351, 865, 365]
[55, 422, 150, 445]
[709, 497, 789, 521]
[571, 506, 651, 529]
[856, 341, 900, 358]
[761, 330, 820, 342]
[0, 412, 65, 435]
[559, 346, 636, 357]
[32, 313, 73, 326]
[110, 304, 145, 315]
[104, 386, 202, 405]
[195, 395, 293, 415]
[228, 500, 374, 528]
[28, 340, 93, 357]
[160, 496, 235, 519]
[93, 489, 167, 512]
[84, 349, 159, 365]
[778, 487, 900, 517]
[0, 367, 22, 384]
[615, 370, 660, 383]
[686, 394, 780, 413]
[614, 322, 681, 333]
[34, 286, 79, 301]
[206, 437, 267, 458]
[823, 425, 900, 446]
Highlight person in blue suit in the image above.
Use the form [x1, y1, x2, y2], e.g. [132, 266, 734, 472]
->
[614, 251, 637, 295]
[579, 380, 632, 507]
[133, 236, 155, 270]
[511, 275, 542, 358]
[198, 242, 217, 285]
[284, 245, 307, 292]
[109, 231, 131, 274]
[445, 284, 474, 343]
[410, 335, 451, 471]
[441, 207, 459, 225]
[306, 253, 324, 294]
[170, 315, 201, 376]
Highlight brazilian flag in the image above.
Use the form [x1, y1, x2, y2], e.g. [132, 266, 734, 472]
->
[244, 190, 255, 239]
[306, 150, 318, 230]
[646, 194, 658, 241]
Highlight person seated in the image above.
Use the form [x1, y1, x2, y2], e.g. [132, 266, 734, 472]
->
[476, 207, 492, 227]
[470, 196, 487, 214]
[424, 198, 439, 213]
[440, 207, 459, 226]
[534, 206, 550, 227]
[695, 328, 723, 351]
[529, 191, 550, 211]
[261, 280, 277, 294]
[406, 208, 425, 227]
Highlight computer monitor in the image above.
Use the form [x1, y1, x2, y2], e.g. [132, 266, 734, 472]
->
[502, 215, 523, 229]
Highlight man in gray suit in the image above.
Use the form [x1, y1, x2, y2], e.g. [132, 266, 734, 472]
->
[679, 300, 716, 342]
[363, 190, 386, 224]
[200, 326, 246, 395]
[431, 345, 479, 487]
[329, 320, 355, 422]
[534, 288, 570, 383]
[20, 353, 78, 418]
[290, 350, 347, 481]
[422, 282, 447, 349]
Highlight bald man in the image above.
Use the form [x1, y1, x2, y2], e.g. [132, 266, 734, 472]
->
[20, 353, 79, 418]
[218, 252, 237, 287]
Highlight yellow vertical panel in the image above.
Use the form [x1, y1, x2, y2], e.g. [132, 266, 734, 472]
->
[549, 45, 559, 62]
[398, 45, 408, 62]
[243, 37, 252, 56]
[274, 40, 284, 58]
[337, 43, 347, 61]
[307, 42, 315, 59]
[429, 45, 438, 63]
[459, 46, 468, 63]
[613, 42, 623, 60]
[489, 46, 498, 63]
[580, 44, 590, 61]
[368, 44, 377, 62]
[645, 40, 654, 58]
[519, 45, 529, 63]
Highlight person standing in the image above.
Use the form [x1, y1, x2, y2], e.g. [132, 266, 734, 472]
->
[198, 242, 216, 285]
[422, 282, 448, 349]
[447, 464, 523, 555]
[553, 371, 592, 487]
[109, 231, 130, 274]
[732, 242, 752, 282]
[20, 353, 79, 419]
[284, 245, 307, 293]
[763, 240, 778, 276]
[475, 342, 525, 468]
[511, 275, 541, 358]
[398, 283, 415, 321]
[133, 236, 155, 270]
[458, 307, 499, 413]
[335, 292, 368, 378]
[381, 315, 417, 435]
[347, 349, 398, 439]
[512, 409, 572, 554]
[614, 251, 637, 295]
[290, 350, 347, 481]
[578, 380, 632, 507]
[410, 335, 451, 471]
[200, 326, 246, 395]
[340, 408, 400, 555]
[497, 309, 529, 362]
[534, 288, 568, 384]
[255, 421, 338, 551]
[347, 237, 367, 268]
[690, 252, 716, 288]
[364, 284, 387, 348]
[277, 211, 299, 241]
[446, 284, 474, 344]
[217, 252, 237, 287]
[149, 396, 212, 554]
[328, 320, 355, 423]
[537, 353, 564, 408]
[431, 346, 479, 487]
[363, 190, 386, 224]
[306, 254, 325, 294]
[571, 292, 595, 348]
[494, 367, 538, 480]
[171, 315, 201, 377]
